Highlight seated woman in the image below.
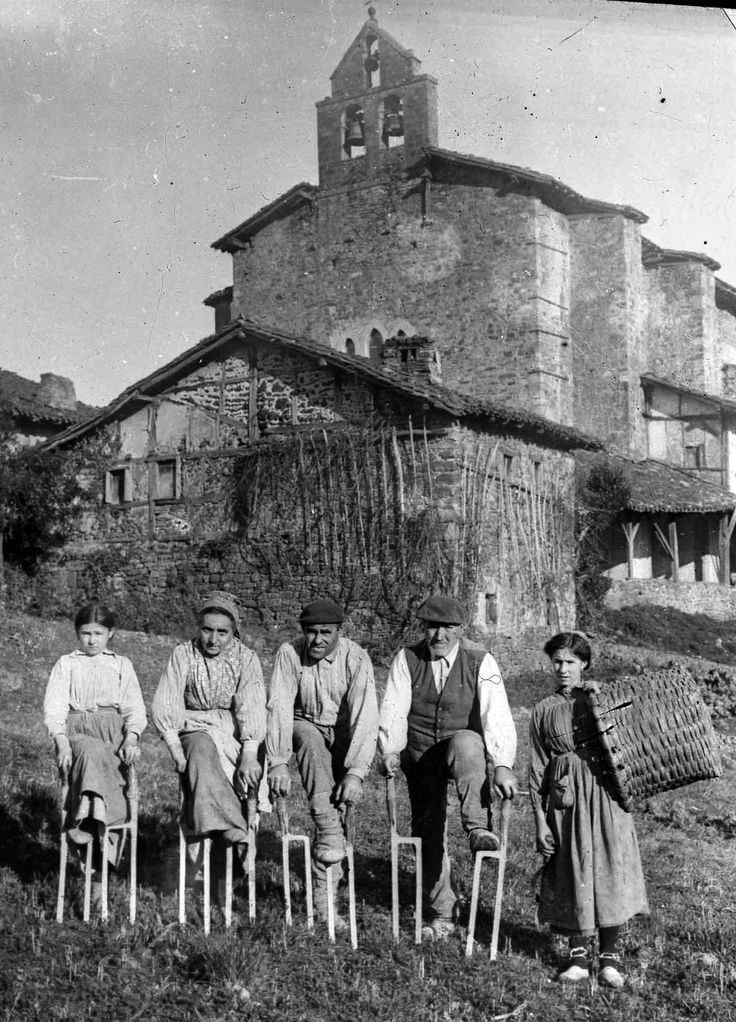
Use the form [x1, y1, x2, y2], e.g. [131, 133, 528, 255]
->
[44, 602, 146, 870]
[152, 592, 266, 849]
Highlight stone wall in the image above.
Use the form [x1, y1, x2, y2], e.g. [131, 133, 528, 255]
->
[645, 260, 717, 393]
[605, 577, 736, 620]
[232, 180, 573, 419]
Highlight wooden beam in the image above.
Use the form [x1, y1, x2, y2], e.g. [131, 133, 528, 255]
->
[668, 519, 680, 582]
[621, 520, 640, 579]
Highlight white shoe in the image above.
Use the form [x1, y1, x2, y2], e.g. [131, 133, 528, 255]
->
[558, 949, 590, 984]
[421, 918, 456, 941]
[598, 954, 625, 989]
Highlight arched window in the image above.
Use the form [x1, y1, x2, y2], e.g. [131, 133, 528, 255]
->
[369, 328, 383, 362]
[382, 95, 404, 150]
[345, 338, 355, 356]
[342, 104, 365, 160]
[365, 35, 380, 89]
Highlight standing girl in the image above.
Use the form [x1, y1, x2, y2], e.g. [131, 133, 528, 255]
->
[44, 602, 146, 866]
[152, 591, 266, 848]
[528, 631, 649, 988]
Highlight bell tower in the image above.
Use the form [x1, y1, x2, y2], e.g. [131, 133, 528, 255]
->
[316, 7, 438, 189]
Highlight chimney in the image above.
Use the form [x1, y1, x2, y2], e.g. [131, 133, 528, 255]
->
[38, 373, 77, 410]
[381, 335, 442, 384]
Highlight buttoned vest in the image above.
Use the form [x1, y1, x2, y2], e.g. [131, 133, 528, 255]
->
[405, 641, 486, 760]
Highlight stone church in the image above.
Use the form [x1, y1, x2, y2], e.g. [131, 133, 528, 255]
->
[44, 9, 736, 631]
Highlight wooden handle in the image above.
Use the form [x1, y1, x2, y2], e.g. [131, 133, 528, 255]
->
[386, 776, 397, 831]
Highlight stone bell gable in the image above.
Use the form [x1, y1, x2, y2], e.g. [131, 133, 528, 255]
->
[315, 7, 438, 189]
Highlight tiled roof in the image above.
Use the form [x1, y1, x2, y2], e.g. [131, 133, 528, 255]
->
[641, 373, 736, 416]
[577, 450, 736, 514]
[641, 235, 720, 272]
[211, 184, 318, 253]
[44, 318, 600, 453]
[0, 369, 93, 427]
[203, 285, 233, 307]
[422, 147, 649, 224]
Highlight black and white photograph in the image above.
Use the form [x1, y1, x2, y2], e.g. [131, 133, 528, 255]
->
[0, 2, 734, 1018]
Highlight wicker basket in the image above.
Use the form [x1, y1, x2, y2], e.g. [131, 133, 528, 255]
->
[586, 666, 722, 811]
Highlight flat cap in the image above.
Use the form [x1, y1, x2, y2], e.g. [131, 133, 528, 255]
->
[299, 598, 345, 625]
[415, 595, 465, 625]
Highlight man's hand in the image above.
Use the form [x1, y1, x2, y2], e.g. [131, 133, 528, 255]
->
[167, 740, 188, 774]
[536, 820, 556, 858]
[268, 763, 292, 799]
[493, 765, 519, 800]
[335, 773, 363, 806]
[54, 734, 72, 775]
[119, 735, 141, 766]
[237, 747, 262, 791]
[377, 752, 400, 778]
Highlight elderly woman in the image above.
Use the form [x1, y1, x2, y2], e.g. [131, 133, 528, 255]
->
[152, 592, 266, 845]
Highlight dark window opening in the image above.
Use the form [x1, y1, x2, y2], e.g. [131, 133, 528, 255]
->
[345, 338, 355, 356]
[107, 468, 128, 505]
[369, 328, 383, 362]
[156, 459, 177, 499]
[684, 444, 705, 470]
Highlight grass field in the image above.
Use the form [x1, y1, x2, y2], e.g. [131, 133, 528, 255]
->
[1, 612, 735, 1021]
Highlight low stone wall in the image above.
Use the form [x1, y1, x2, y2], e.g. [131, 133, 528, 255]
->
[605, 578, 736, 620]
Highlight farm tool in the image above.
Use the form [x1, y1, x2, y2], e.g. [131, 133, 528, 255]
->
[386, 775, 423, 944]
[464, 796, 512, 960]
[276, 795, 314, 929]
[324, 803, 358, 948]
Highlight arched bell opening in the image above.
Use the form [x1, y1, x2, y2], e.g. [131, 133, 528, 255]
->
[364, 34, 380, 89]
[342, 104, 366, 160]
[382, 94, 404, 150]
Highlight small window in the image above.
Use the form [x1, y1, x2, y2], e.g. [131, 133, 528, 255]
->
[502, 453, 514, 479]
[369, 328, 383, 362]
[105, 467, 131, 505]
[155, 459, 178, 499]
[345, 338, 355, 356]
[684, 444, 705, 470]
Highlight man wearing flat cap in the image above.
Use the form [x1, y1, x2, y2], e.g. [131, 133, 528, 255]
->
[267, 598, 378, 920]
[378, 594, 518, 940]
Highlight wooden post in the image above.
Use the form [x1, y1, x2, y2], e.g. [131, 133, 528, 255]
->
[668, 519, 680, 582]
[248, 349, 258, 440]
[719, 509, 736, 585]
[621, 519, 640, 579]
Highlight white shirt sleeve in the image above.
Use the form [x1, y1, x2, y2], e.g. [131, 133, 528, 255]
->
[478, 653, 517, 768]
[377, 649, 412, 756]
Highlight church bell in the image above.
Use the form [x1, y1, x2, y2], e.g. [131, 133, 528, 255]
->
[384, 111, 403, 137]
[346, 118, 365, 147]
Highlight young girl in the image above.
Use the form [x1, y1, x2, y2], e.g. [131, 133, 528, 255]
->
[44, 603, 146, 866]
[152, 592, 266, 847]
[528, 631, 649, 989]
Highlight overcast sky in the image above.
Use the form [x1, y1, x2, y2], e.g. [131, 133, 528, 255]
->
[1, 0, 734, 407]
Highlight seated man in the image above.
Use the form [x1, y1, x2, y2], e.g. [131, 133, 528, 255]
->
[267, 598, 378, 920]
[378, 595, 518, 940]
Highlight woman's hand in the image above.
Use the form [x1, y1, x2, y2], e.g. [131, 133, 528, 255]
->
[119, 735, 141, 766]
[581, 678, 600, 694]
[237, 747, 263, 791]
[54, 734, 72, 775]
[535, 820, 556, 857]
[167, 739, 188, 774]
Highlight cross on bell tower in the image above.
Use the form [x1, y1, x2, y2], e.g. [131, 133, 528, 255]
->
[316, 6, 439, 188]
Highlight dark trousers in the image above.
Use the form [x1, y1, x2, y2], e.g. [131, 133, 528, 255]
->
[402, 729, 491, 921]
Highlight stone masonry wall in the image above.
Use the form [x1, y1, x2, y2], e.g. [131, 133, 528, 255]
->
[232, 179, 572, 416]
[569, 214, 647, 458]
[645, 261, 717, 393]
[605, 577, 736, 621]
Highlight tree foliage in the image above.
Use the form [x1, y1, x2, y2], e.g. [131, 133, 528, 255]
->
[0, 412, 86, 573]
[575, 460, 631, 625]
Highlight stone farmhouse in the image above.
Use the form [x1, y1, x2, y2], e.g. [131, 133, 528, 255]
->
[44, 9, 736, 629]
[0, 370, 91, 447]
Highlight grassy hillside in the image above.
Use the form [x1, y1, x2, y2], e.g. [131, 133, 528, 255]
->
[0, 612, 734, 1021]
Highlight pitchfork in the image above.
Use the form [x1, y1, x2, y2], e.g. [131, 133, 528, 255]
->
[386, 775, 423, 944]
[464, 796, 513, 960]
[275, 795, 314, 930]
[324, 803, 358, 948]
